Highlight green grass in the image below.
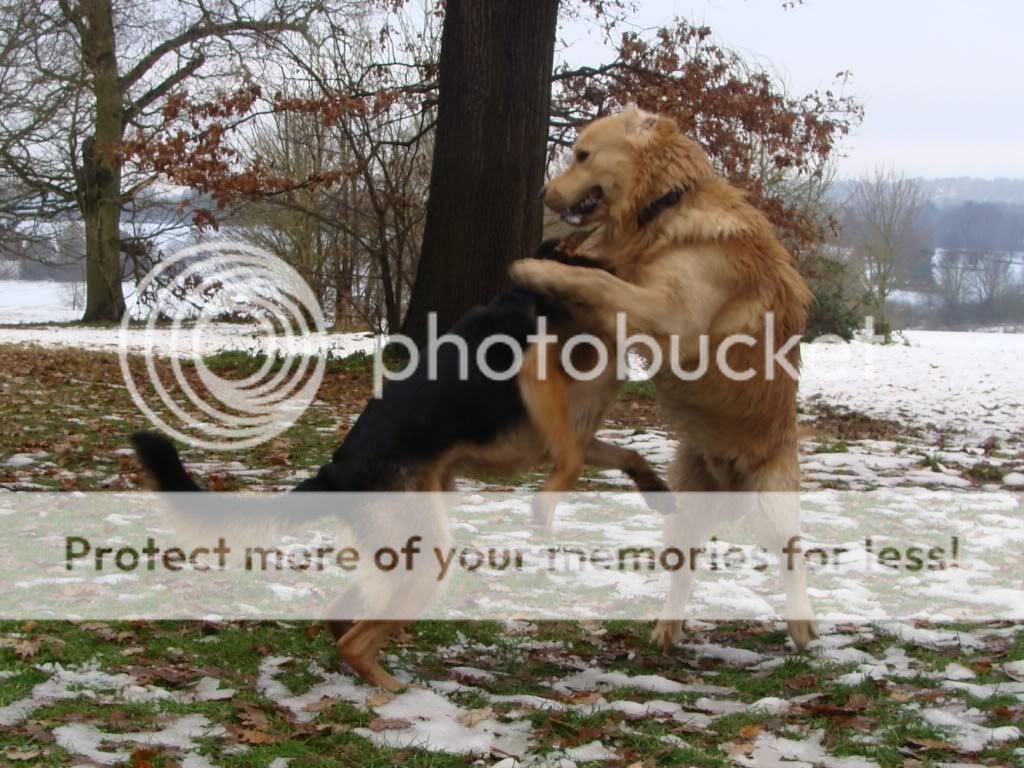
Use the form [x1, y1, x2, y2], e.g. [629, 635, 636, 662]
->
[815, 436, 850, 454]
[967, 461, 1005, 483]
[622, 379, 655, 401]
[2, 619, 1023, 766]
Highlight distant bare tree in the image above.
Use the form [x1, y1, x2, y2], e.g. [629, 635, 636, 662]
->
[936, 249, 972, 314]
[971, 251, 1013, 322]
[846, 167, 925, 330]
[231, 7, 438, 332]
[0, 0, 317, 321]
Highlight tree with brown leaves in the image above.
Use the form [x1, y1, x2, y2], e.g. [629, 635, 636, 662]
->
[0, 0, 320, 321]
[127, 4, 860, 338]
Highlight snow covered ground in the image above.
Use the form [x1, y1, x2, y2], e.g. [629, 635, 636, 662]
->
[0, 280, 84, 324]
[801, 330, 1024, 442]
[0, 321, 379, 359]
[0, 279, 378, 358]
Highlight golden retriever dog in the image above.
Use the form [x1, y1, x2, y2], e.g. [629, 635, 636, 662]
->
[511, 105, 818, 649]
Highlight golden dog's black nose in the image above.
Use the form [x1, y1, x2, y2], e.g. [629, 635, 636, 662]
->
[537, 184, 547, 200]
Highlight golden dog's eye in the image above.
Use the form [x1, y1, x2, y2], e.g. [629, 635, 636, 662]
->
[575, 150, 590, 163]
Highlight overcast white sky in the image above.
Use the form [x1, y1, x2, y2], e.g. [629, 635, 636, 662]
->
[560, 0, 1022, 179]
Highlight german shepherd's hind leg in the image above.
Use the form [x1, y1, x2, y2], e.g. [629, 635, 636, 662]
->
[519, 347, 584, 530]
[335, 490, 452, 688]
[584, 438, 674, 515]
[336, 620, 407, 690]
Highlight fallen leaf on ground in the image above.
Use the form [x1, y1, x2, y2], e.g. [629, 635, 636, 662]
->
[906, 736, 957, 751]
[739, 724, 763, 739]
[131, 748, 159, 767]
[5, 748, 42, 761]
[785, 674, 817, 690]
[366, 691, 395, 708]
[460, 707, 493, 727]
[13, 637, 41, 660]
[228, 726, 280, 745]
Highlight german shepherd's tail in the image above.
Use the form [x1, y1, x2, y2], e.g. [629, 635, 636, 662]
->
[129, 431, 341, 544]
[130, 432, 203, 492]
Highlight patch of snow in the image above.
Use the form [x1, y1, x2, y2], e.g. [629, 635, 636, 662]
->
[0, 280, 82, 324]
[4, 454, 36, 467]
[0, 321, 377, 360]
[729, 729, 878, 768]
[53, 714, 223, 766]
[922, 707, 1022, 752]
[802, 331, 1024, 441]
[942, 680, 1024, 701]
[564, 740, 617, 761]
[450, 666, 496, 682]
[553, 667, 734, 696]
[0, 663, 171, 727]
[748, 696, 791, 714]
[942, 662, 976, 681]
[1003, 472, 1024, 488]
[354, 687, 532, 756]
[256, 656, 369, 723]
[684, 642, 764, 667]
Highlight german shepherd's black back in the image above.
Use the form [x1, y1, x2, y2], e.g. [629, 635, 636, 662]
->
[132, 241, 611, 495]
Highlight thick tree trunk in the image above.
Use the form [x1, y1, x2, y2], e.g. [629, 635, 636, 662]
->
[400, 0, 560, 345]
[80, 0, 126, 322]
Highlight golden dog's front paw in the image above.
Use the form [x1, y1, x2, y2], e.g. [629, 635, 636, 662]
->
[651, 619, 683, 649]
[787, 619, 819, 650]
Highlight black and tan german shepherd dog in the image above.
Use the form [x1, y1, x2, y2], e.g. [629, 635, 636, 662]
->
[131, 239, 669, 690]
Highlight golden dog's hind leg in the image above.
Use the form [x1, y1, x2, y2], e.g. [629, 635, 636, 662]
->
[651, 449, 720, 649]
[741, 450, 818, 650]
[519, 346, 584, 530]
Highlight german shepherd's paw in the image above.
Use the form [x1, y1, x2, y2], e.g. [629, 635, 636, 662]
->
[787, 619, 819, 650]
[651, 619, 683, 649]
[509, 258, 557, 292]
[639, 482, 675, 516]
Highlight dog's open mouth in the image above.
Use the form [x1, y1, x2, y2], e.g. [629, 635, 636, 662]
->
[561, 187, 603, 225]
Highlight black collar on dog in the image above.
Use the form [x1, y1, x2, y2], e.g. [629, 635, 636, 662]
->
[637, 184, 687, 228]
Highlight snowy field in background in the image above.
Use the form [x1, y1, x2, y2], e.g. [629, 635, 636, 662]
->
[0, 279, 379, 359]
[0, 280, 84, 324]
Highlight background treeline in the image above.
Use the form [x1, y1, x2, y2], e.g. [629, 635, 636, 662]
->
[1, 0, 1019, 337]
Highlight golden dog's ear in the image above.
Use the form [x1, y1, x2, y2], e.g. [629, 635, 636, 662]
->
[622, 103, 658, 136]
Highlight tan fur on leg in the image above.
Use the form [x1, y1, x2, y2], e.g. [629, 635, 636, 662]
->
[519, 346, 585, 529]
[337, 620, 407, 690]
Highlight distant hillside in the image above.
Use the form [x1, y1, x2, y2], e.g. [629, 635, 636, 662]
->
[832, 177, 1024, 206]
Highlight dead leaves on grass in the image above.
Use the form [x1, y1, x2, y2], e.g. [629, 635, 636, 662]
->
[368, 717, 412, 732]
[3, 747, 44, 762]
[784, 673, 818, 690]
